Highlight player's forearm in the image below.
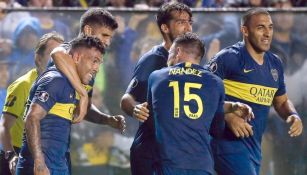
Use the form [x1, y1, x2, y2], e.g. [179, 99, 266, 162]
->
[223, 101, 234, 113]
[0, 114, 16, 151]
[274, 99, 298, 121]
[25, 117, 44, 161]
[120, 93, 136, 116]
[84, 104, 111, 124]
[0, 127, 14, 151]
[51, 51, 87, 97]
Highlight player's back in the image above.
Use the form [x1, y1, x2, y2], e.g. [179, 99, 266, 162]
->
[148, 62, 225, 174]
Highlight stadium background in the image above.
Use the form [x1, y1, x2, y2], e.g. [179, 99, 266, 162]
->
[0, 2, 306, 175]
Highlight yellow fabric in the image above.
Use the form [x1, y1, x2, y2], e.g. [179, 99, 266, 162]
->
[224, 79, 278, 106]
[3, 69, 38, 148]
[75, 84, 93, 100]
[82, 143, 108, 165]
[48, 103, 76, 121]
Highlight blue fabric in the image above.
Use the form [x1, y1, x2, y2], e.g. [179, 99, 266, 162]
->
[147, 62, 224, 174]
[206, 41, 286, 168]
[17, 68, 77, 172]
[126, 44, 168, 175]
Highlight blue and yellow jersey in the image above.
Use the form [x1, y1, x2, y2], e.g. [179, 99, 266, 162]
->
[126, 44, 168, 158]
[18, 67, 77, 171]
[207, 41, 286, 164]
[2, 69, 38, 148]
[148, 62, 225, 173]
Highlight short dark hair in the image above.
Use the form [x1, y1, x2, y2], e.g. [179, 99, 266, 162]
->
[80, 8, 118, 33]
[173, 32, 205, 59]
[156, 2, 192, 32]
[70, 36, 105, 55]
[35, 32, 64, 56]
[241, 8, 270, 27]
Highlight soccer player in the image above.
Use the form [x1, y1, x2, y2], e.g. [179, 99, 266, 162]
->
[120, 2, 253, 174]
[16, 36, 125, 175]
[0, 32, 64, 175]
[50, 8, 118, 123]
[120, 2, 193, 174]
[207, 8, 303, 175]
[148, 32, 252, 175]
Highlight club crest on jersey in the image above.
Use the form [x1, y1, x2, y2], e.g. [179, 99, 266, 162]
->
[209, 62, 217, 73]
[271, 69, 278, 81]
[35, 91, 49, 102]
[128, 78, 138, 89]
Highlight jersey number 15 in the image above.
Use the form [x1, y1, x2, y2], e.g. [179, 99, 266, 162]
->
[169, 81, 203, 119]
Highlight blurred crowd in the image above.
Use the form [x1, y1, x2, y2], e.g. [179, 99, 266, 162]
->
[0, 0, 307, 175]
[0, 0, 306, 8]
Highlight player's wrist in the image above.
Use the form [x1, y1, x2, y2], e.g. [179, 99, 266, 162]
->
[288, 113, 301, 120]
[4, 150, 17, 161]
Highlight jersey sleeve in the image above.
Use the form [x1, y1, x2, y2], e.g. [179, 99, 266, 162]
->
[32, 77, 66, 112]
[2, 81, 28, 118]
[126, 54, 165, 102]
[206, 53, 227, 79]
[210, 79, 226, 138]
[275, 59, 286, 96]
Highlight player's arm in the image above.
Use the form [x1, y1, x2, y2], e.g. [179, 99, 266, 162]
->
[223, 101, 254, 121]
[120, 93, 149, 122]
[273, 94, 303, 137]
[50, 47, 88, 123]
[0, 113, 16, 152]
[25, 103, 50, 175]
[84, 101, 126, 133]
[0, 113, 19, 174]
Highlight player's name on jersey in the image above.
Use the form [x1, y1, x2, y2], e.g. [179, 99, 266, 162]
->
[169, 67, 202, 77]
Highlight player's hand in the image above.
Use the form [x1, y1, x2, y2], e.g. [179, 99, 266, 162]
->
[107, 115, 126, 133]
[72, 90, 88, 124]
[232, 102, 254, 121]
[34, 159, 50, 175]
[286, 114, 303, 137]
[133, 102, 149, 122]
[225, 114, 253, 138]
[9, 155, 18, 175]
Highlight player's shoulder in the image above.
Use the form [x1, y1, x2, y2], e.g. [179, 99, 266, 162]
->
[137, 45, 168, 66]
[212, 42, 242, 61]
[266, 51, 283, 65]
[7, 69, 38, 91]
[37, 68, 69, 88]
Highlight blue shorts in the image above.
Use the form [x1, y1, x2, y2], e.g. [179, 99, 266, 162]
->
[157, 166, 211, 175]
[130, 150, 157, 175]
[213, 153, 260, 175]
[16, 167, 69, 175]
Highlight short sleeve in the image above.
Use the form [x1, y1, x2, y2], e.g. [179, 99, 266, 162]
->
[2, 82, 28, 118]
[32, 77, 66, 112]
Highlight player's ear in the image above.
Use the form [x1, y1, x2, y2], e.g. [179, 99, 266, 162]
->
[241, 26, 248, 37]
[161, 24, 169, 34]
[84, 25, 92, 35]
[72, 52, 81, 63]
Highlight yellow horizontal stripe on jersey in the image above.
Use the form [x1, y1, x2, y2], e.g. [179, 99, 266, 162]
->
[224, 79, 278, 106]
[48, 103, 76, 121]
[76, 84, 93, 100]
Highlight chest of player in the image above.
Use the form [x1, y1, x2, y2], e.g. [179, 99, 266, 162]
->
[224, 59, 281, 106]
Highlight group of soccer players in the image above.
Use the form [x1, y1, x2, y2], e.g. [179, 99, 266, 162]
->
[0, 1, 304, 175]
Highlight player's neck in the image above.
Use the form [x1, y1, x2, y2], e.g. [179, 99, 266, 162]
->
[245, 43, 265, 65]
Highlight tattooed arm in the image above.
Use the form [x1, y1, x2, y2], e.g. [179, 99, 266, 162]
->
[25, 103, 50, 175]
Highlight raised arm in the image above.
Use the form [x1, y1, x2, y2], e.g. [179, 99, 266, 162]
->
[50, 47, 88, 122]
[25, 103, 50, 175]
[273, 94, 303, 137]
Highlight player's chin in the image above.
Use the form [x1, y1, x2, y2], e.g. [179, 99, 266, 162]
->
[81, 77, 91, 85]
